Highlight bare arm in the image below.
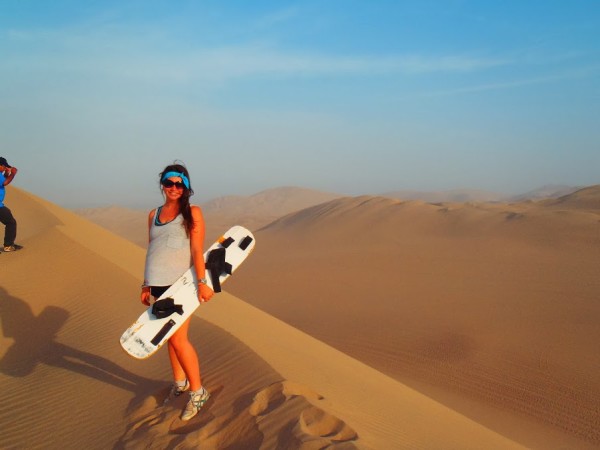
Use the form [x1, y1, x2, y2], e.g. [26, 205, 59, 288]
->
[140, 209, 156, 306]
[3, 167, 17, 186]
[190, 206, 214, 303]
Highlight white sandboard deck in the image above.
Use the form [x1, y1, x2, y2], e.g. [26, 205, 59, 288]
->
[120, 225, 255, 359]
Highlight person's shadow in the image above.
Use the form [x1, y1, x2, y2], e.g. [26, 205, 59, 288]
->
[0, 286, 162, 398]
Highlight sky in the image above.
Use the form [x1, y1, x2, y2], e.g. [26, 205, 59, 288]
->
[1, 0, 599, 208]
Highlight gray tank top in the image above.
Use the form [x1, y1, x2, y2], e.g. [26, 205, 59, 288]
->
[144, 207, 192, 286]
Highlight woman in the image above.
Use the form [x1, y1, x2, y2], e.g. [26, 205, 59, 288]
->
[141, 163, 214, 421]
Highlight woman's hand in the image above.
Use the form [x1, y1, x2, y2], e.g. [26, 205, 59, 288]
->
[198, 283, 214, 303]
[141, 286, 151, 306]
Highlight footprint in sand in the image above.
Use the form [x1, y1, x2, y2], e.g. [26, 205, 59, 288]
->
[250, 380, 323, 416]
[297, 406, 358, 443]
[250, 381, 358, 447]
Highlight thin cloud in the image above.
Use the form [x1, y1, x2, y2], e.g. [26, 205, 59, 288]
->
[422, 64, 600, 96]
[55, 50, 510, 84]
[2, 24, 511, 86]
[100, 47, 509, 85]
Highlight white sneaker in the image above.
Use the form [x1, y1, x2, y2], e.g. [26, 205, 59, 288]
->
[163, 379, 190, 405]
[181, 387, 210, 421]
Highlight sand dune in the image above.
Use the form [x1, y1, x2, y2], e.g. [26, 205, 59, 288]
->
[384, 185, 581, 203]
[203, 187, 342, 247]
[202, 186, 342, 217]
[74, 205, 149, 248]
[226, 188, 600, 449]
[1, 187, 523, 448]
[383, 188, 506, 203]
[508, 184, 581, 202]
[542, 184, 600, 210]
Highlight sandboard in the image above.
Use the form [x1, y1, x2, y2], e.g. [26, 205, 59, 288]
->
[120, 225, 255, 359]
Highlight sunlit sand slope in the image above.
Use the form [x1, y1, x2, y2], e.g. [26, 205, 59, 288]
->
[1, 188, 520, 448]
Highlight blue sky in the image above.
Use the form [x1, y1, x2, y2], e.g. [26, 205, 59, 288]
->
[1, 0, 599, 207]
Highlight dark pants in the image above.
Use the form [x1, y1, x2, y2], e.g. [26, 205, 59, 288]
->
[150, 286, 171, 299]
[0, 206, 17, 247]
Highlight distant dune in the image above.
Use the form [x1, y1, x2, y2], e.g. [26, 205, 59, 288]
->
[508, 184, 581, 202]
[384, 185, 583, 203]
[202, 186, 342, 217]
[541, 185, 600, 210]
[383, 188, 506, 203]
[74, 205, 148, 248]
[202, 186, 343, 244]
[2, 187, 526, 449]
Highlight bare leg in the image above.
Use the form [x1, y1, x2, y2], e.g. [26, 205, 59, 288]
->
[167, 318, 202, 391]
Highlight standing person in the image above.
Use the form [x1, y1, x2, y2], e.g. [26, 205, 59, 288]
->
[0, 157, 21, 253]
[140, 163, 214, 421]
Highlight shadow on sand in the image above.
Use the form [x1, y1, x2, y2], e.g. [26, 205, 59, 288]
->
[0, 286, 163, 401]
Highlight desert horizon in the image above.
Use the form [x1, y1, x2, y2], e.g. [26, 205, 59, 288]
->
[1, 184, 599, 449]
[71, 183, 585, 248]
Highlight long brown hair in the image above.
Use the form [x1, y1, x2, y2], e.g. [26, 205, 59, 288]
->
[159, 163, 195, 237]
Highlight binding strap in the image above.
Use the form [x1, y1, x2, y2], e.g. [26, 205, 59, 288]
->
[205, 247, 232, 293]
[151, 319, 176, 346]
[152, 298, 184, 319]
